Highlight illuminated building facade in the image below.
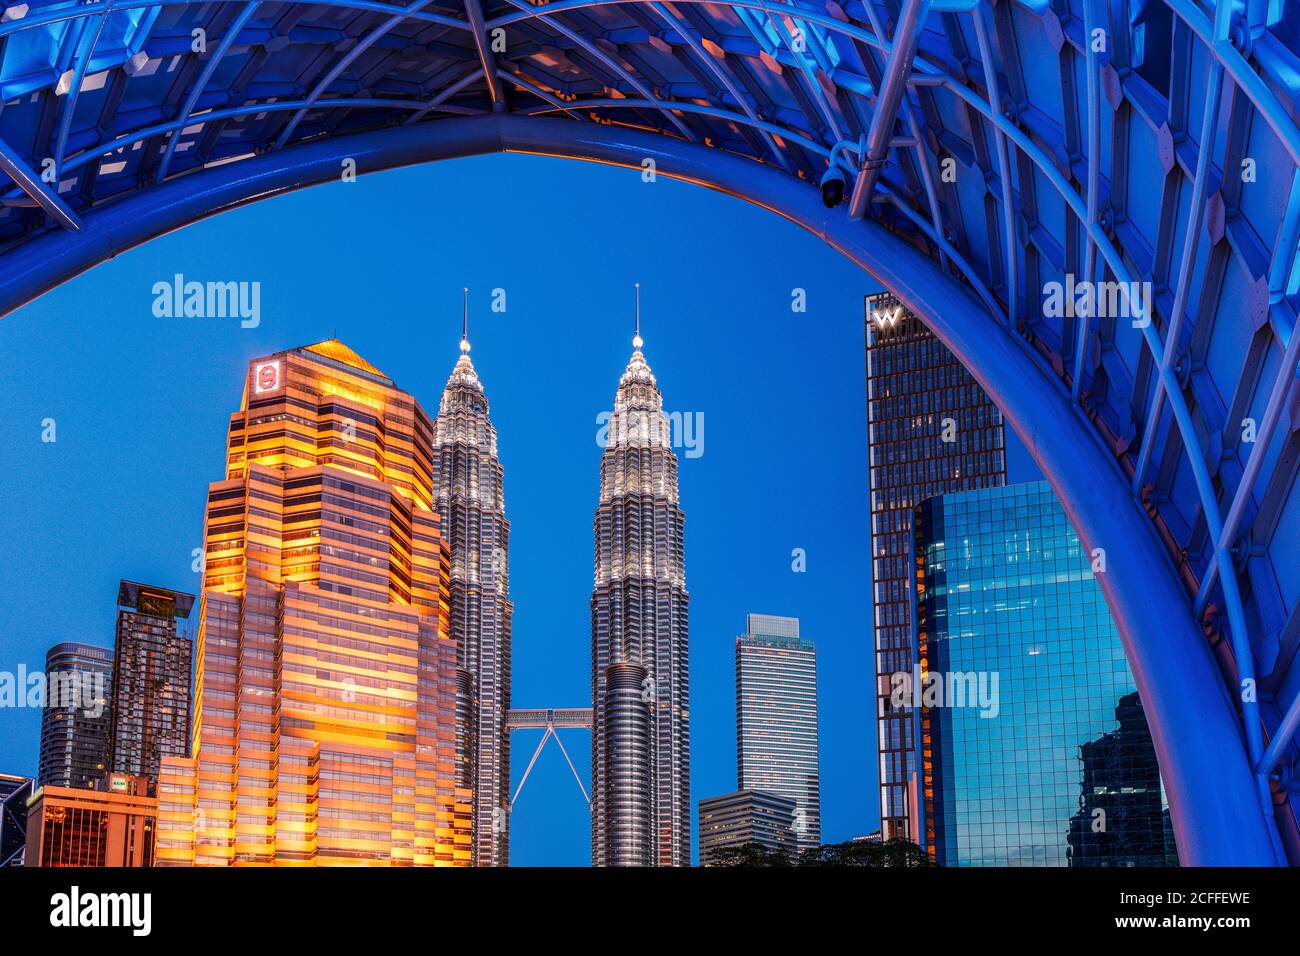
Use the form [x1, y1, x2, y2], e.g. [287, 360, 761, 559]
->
[37, 642, 113, 791]
[110, 581, 194, 792]
[865, 292, 1006, 840]
[25, 773, 155, 867]
[156, 340, 471, 866]
[698, 789, 797, 865]
[736, 615, 820, 852]
[430, 316, 513, 866]
[591, 318, 690, 867]
[914, 482, 1176, 866]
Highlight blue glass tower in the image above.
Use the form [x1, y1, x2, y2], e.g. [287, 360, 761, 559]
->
[913, 482, 1177, 867]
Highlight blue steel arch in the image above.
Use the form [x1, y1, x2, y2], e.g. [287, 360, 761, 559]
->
[0, 0, 1295, 865]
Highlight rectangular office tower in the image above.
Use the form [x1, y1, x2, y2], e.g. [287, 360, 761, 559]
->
[865, 292, 1006, 841]
[736, 615, 820, 852]
[156, 340, 471, 866]
[913, 482, 1177, 866]
[26, 773, 156, 867]
[110, 581, 195, 792]
[37, 642, 112, 791]
[698, 790, 798, 865]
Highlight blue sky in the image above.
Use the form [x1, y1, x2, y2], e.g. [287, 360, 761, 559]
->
[0, 151, 1038, 865]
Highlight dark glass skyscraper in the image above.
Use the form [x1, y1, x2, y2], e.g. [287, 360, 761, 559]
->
[736, 614, 820, 852]
[591, 316, 690, 867]
[430, 311, 513, 866]
[37, 642, 112, 791]
[865, 291, 1006, 841]
[913, 482, 1177, 866]
[109, 580, 195, 792]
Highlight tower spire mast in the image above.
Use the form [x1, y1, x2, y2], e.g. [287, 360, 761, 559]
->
[633, 283, 643, 350]
[460, 287, 470, 353]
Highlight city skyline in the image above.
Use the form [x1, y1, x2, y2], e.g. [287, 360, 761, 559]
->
[0, 156, 1040, 866]
[0, 0, 1294, 884]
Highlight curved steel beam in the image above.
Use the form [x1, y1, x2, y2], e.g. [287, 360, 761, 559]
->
[0, 113, 1279, 865]
[0, 0, 470, 41]
[274, 0, 435, 150]
[154, 2, 263, 184]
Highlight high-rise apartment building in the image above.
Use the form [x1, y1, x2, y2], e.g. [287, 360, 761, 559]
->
[736, 614, 820, 852]
[865, 292, 1006, 840]
[698, 789, 797, 865]
[156, 340, 471, 866]
[591, 316, 690, 866]
[25, 773, 155, 867]
[110, 581, 195, 792]
[430, 312, 513, 866]
[37, 642, 112, 791]
[913, 482, 1177, 866]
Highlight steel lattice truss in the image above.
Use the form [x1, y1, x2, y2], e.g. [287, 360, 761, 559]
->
[0, 0, 1297, 863]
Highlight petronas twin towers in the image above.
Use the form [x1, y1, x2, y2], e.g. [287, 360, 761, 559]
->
[431, 308, 513, 866]
[434, 293, 689, 867]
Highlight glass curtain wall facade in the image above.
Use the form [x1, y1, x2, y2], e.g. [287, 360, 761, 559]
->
[914, 482, 1178, 866]
[429, 336, 513, 866]
[736, 614, 820, 852]
[156, 340, 470, 866]
[865, 291, 1007, 841]
[37, 643, 113, 791]
[110, 581, 195, 792]
[591, 337, 690, 867]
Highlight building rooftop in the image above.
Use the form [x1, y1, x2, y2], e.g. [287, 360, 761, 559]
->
[117, 581, 196, 618]
[300, 338, 387, 378]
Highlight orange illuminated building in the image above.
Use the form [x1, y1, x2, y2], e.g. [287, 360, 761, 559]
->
[26, 774, 156, 867]
[156, 340, 471, 866]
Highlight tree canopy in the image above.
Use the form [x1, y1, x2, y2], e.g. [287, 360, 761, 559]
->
[706, 839, 935, 867]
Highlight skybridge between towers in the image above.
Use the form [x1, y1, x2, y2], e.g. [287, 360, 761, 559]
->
[507, 708, 593, 810]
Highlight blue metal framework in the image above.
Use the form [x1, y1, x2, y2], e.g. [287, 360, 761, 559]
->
[0, 0, 1296, 865]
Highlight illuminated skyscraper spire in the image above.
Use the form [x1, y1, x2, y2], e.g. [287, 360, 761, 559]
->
[591, 286, 691, 866]
[461, 286, 471, 354]
[431, 290, 513, 866]
[633, 282, 643, 350]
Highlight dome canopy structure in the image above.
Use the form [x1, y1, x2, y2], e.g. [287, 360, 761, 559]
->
[0, 0, 1296, 865]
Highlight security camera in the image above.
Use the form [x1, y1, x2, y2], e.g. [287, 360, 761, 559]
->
[820, 166, 847, 208]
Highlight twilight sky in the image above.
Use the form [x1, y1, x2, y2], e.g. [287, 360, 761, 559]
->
[0, 152, 1038, 864]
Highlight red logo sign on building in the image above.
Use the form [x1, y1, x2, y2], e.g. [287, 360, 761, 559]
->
[254, 360, 281, 394]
